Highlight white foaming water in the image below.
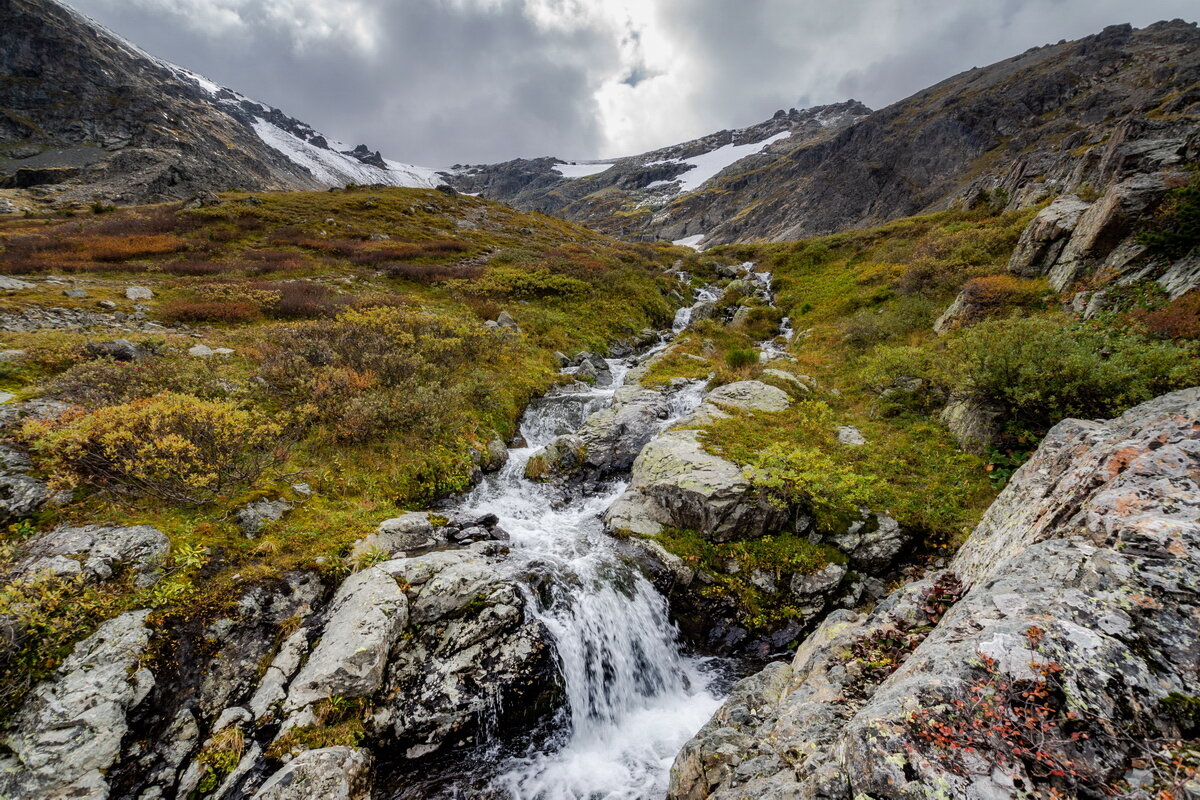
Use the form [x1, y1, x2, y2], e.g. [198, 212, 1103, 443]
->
[449, 354, 722, 799]
[672, 286, 720, 333]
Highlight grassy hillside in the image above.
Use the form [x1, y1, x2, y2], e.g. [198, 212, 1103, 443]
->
[0, 186, 690, 712]
[636, 203, 1198, 629]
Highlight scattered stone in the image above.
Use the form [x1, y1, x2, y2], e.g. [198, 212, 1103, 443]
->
[0, 276, 33, 290]
[212, 347, 235, 356]
[63, 288, 88, 298]
[236, 499, 293, 538]
[188, 344, 214, 357]
[97, 299, 117, 309]
[13, 524, 170, 587]
[85, 338, 143, 362]
[836, 425, 867, 446]
[435, 184, 458, 197]
[125, 286, 154, 301]
[368, 232, 390, 241]
[496, 310, 520, 331]
[181, 192, 221, 209]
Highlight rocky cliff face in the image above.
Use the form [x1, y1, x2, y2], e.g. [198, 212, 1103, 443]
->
[451, 21, 1200, 248]
[668, 386, 1200, 800]
[0, 0, 439, 208]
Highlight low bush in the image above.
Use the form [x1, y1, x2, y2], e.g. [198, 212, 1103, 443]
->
[21, 392, 295, 504]
[160, 300, 262, 324]
[44, 357, 235, 408]
[940, 315, 1199, 439]
[1133, 291, 1200, 340]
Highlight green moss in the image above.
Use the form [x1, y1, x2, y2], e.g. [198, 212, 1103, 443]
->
[654, 528, 844, 630]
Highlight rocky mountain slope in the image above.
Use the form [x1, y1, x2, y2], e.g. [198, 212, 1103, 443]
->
[446, 101, 871, 242]
[451, 21, 1200, 248]
[0, 0, 440, 209]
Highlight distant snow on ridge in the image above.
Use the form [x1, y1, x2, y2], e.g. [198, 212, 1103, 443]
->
[665, 130, 792, 193]
[553, 161, 616, 178]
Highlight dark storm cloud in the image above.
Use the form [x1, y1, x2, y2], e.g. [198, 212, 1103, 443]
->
[65, 0, 619, 165]
[62, 0, 1200, 165]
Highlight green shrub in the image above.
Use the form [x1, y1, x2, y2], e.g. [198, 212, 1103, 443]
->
[940, 315, 1199, 438]
[724, 348, 759, 369]
[44, 357, 236, 408]
[1138, 169, 1200, 258]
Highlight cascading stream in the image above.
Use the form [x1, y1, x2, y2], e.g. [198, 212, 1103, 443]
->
[434, 289, 726, 799]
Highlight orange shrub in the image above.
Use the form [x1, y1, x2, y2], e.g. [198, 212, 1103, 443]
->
[86, 234, 189, 262]
[1134, 291, 1200, 340]
[160, 300, 262, 324]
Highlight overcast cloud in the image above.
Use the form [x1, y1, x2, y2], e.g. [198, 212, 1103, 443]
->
[65, 0, 1199, 166]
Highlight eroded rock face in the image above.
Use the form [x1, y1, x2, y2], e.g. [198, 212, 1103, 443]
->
[0, 610, 154, 800]
[668, 386, 1200, 800]
[1007, 194, 1092, 276]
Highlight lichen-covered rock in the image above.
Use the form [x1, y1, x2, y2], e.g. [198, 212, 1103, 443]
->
[373, 545, 557, 759]
[668, 386, 1200, 800]
[13, 523, 170, 587]
[1007, 194, 1091, 276]
[350, 512, 442, 562]
[251, 747, 373, 800]
[605, 429, 788, 541]
[284, 567, 408, 711]
[0, 611, 154, 800]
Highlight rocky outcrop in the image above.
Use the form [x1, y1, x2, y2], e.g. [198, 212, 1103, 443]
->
[1007, 195, 1092, 275]
[668, 386, 1200, 800]
[0, 610, 154, 799]
[11, 523, 170, 587]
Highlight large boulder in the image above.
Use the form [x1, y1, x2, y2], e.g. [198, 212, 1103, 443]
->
[1007, 194, 1091, 276]
[1047, 172, 1174, 290]
[605, 429, 788, 541]
[284, 567, 408, 710]
[668, 386, 1200, 800]
[373, 545, 557, 759]
[679, 380, 791, 427]
[0, 611, 155, 800]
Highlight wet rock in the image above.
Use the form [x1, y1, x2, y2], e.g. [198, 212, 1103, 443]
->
[236, 498, 293, 538]
[527, 384, 674, 484]
[13, 523, 169, 587]
[374, 546, 557, 758]
[827, 512, 907, 572]
[0, 611, 154, 800]
[284, 567, 408, 710]
[251, 747, 373, 800]
[480, 435, 509, 472]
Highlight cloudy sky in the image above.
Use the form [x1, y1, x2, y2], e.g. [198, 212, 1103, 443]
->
[67, 0, 1199, 167]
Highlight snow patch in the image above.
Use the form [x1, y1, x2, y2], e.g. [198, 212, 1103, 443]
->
[673, 234, 706, 250]
[671, 131, 792, 193]
[250, 120, 440, 189]
[553, 162, 615, 178]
